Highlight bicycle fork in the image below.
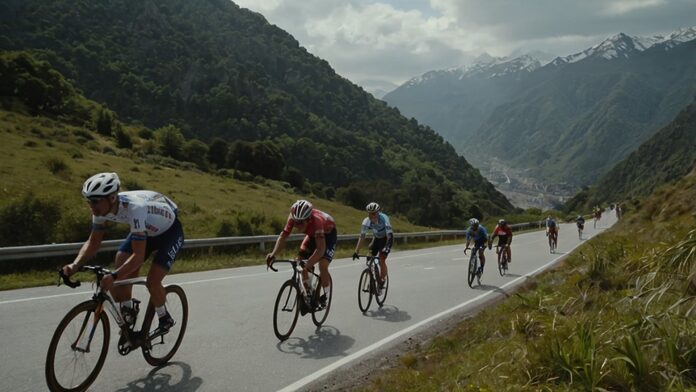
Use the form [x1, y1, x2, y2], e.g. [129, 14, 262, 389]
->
[72, 302, 105, 353]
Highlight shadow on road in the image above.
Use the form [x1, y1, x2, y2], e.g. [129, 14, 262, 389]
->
[363, 305, 412, 323]
[277, 326, 355, 359]
[473, 284, 509, 297]
[116, 362, 203, 392]
[503, 273, 523, 278]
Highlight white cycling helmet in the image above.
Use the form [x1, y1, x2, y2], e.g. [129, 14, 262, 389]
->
[291, 200, 313, 221]
[82, 172, 120, 198]
[366, 202, 381, 213]
[498, 219, 506, 225]
[469, 218, 479, 227]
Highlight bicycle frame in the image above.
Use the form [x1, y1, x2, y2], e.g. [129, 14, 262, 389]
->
[269, 259, 319, 306]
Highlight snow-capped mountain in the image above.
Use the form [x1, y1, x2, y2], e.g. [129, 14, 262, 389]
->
[404, 54, 541, 87]
[552, 26, 696, 65]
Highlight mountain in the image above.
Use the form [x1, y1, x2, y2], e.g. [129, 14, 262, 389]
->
[0, 0, 514, 227]
[565, 96, 696, 212]
[384, 27, 696, 190]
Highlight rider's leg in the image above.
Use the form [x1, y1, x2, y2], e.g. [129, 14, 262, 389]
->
[318, 259, 331, 301]
[112, 251, 139, 302]
[146, 263, 167, 308]
[379, 252, 388, 283]
[479, 247, 486, 269]
[506, 245, 512, 263]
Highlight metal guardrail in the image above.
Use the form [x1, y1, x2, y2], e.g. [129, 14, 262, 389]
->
[0, 221, 544, 261]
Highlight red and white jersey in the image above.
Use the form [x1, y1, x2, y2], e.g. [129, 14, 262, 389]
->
[492, 224, 512, 237]
[281, 209, 336, 238]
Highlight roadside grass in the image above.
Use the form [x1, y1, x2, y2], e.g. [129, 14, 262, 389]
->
[360, 172, 696, 391]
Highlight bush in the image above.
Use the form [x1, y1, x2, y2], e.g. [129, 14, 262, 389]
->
[0, 193, 61, 246]
[114, 125, 133, 148]
[45, 157, 69, 175]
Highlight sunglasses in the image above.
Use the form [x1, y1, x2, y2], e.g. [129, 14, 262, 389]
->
[86, 197, 104, 205]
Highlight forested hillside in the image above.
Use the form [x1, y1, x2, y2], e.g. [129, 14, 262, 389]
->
[0, 0, 514, 227]
[565, 97, 696, 212]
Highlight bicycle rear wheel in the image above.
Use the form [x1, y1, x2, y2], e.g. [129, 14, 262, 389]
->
[45, 300, 110, 392]
[467, 253, 477, 288]
[312, 275, 333, 326]
[357, 269, 373, 313]
[141, 285, 188, 366]
[273, 280, 300, 341]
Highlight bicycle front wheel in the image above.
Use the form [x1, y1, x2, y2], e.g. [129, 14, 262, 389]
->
[312, 274, 333, 327]
[273, 280, 300, 341]
[358, 269, 373, 313]
[141, 285, 189, 366]
[498, 253, 505, 276]
[467, 253, 477, 288]
[45, 300, 110, 392]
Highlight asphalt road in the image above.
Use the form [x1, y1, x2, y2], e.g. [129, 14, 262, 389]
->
[0, 213, 616, 392]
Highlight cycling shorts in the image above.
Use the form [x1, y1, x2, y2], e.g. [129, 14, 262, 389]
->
[474, 238, 487, 249]
[369, 236, 389, 256]
[496, 235, 510, 246]
[118, 218, 184, 271]
[300, 228, 337, 263]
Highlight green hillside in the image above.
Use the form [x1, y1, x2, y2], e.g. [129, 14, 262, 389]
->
[566, 97, 696, 212]
[0, 0, 514, 226]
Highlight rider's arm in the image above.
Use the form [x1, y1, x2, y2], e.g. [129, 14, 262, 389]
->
[67, 225, 106, 273]
[354, 234, 365, 254]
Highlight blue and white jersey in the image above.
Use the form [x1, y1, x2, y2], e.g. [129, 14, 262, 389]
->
[92, 191, 178, 237]
[466, 225, 489, 242]
[360, 212, 393, 239]
[546, 218, 558, 228]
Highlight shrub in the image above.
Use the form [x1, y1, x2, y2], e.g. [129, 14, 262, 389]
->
[45, 157, 69, 175]
[0, 193, 61, 246]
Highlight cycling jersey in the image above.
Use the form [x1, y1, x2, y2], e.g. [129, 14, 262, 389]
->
[281, 209, 336, 238]
[546, 219, 558, 230]
[492, 224, 512, 245]
[93, 191, 178, 236]
[360, 212, 393, 238]
[466, 225, 489, 244]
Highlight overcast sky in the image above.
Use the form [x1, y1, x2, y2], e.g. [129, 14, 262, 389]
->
[232, 0, 696, 93]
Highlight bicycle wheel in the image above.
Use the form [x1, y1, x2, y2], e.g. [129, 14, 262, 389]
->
[312, 274, 333, 326]
[45, 300, 110, 392]
[357, 269, 373, 313]
[141, 285, 188, 366]
[467, 253, 477, 288]
[375, 274, 389, 307]
[273, 280, 300, 341]
[498, 251, 505, 276]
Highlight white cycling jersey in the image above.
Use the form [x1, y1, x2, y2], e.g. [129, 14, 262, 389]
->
[92, 191, 178, 236]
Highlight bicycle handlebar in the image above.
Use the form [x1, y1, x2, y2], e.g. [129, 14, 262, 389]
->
[58, 265, 112, 289]
[267, 259, 307, 273]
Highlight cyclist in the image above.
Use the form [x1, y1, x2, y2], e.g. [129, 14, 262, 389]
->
[464, 218, 489, 275]
[576, 215, 585, 239]
[352, 202, 393, 289]
[490, 219, 513, 264]
[546, 215, 559, 251]
[266, 200, 336, 307]
[61, 172, 184, 336]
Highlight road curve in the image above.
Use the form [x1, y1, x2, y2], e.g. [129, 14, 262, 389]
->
[0, 213, 616, 392]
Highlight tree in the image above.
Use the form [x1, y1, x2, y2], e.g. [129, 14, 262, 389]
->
[95, 107, 115, 136]
[208, 138, 228, 168]
[184, 139, 209, 170]
[154, 124, 185, 159]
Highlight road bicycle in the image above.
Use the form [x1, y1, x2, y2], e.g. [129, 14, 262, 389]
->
[464, 245, 485, 287]
[268, 259, 332, 341]
[45, 266, 188, 392]
[355, 254, 389, 313]
[496, 245, 510, 276]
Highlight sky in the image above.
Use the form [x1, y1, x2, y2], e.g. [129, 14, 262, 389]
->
[232, 0, 696, 94]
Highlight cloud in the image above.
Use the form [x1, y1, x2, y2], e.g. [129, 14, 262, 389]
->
[232, 0, 696, 92]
